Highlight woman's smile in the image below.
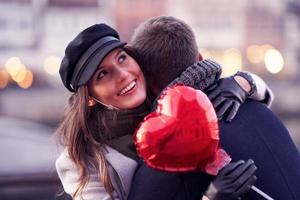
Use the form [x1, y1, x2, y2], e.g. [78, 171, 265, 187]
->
[118, 79, 137, 96]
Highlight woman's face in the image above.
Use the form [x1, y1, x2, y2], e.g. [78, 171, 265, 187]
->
[88, 48, 146, 109]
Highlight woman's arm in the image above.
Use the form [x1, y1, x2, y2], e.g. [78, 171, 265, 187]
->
[207, 71, 274, 122]
[55, 150, 119, 200]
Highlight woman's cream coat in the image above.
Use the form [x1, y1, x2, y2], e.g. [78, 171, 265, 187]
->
[56, 145, 138, 200]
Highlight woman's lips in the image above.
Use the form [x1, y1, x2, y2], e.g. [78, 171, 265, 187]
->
[118, 80, 137, 96]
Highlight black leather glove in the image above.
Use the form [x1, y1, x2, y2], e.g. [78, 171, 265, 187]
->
[205, 159, 257, 200]
[206, 77, 248, 122]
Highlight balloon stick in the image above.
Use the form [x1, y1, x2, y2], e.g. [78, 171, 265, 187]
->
[251, 186, 274, 200]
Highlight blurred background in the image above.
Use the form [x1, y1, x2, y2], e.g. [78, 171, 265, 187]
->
[0, 0, 299, 199]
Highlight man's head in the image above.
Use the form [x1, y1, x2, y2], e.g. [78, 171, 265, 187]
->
[131, 16, 200, 94]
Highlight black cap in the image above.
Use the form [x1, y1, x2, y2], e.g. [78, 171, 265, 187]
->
[59, 24, 126, 92]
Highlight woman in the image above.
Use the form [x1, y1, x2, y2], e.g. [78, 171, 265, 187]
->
[56, 24, 261, 200]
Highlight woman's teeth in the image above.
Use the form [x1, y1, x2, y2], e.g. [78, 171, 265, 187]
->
[119, 80, 136, 95]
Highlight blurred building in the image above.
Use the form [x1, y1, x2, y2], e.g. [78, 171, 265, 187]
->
[115, 0, 167, 41]
[284, 0, 300, 81]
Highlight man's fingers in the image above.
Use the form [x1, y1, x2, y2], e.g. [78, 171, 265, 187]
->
[232, 163, 257, 188]
[217, 100, 233, 120]
[206, 83, 218, 92]
[219, 160, 245, 176]
[229, 159, 255, 180]
[208, 89, 220, 101]
[212, 96, 226, 109]
[235, 175, 257, 195]
[226, 101, 240, 122]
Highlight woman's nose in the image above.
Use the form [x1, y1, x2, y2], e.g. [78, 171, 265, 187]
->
[116, 68, 129, 82]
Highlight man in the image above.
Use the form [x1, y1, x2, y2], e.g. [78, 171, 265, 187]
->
[129, 16, 300, 200]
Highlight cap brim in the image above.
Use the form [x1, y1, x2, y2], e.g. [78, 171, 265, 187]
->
[77, 41, 126, 86]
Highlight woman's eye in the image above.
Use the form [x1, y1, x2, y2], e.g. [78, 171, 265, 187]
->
[97, 71, 107, 80]
[118, 54, 127, 63]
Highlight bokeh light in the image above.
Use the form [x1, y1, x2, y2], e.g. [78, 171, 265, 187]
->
[17, 70, 33, 89]
[264, 49, 284, 74]
[0, 69, 9, 88]
[222, 48, 242, 76]
[247, 45, 265, 64]
[246, 45, 261, 64]
[5, 57, 24, 77]
[11, 64, 27, 83]
[247, 44, 274, 65]
[43, 56, 62, 75]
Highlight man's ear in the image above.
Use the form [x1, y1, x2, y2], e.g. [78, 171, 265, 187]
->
[87, 98, 96, 107]
[198, 52, 203, 61]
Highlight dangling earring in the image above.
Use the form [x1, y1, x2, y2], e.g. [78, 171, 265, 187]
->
[87, 99, 96, 107]
[89, 96, 118, 110]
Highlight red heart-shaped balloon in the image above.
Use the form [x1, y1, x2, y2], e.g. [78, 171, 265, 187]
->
[134, 85, 231, 175]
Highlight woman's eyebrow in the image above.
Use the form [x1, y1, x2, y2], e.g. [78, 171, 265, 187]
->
[114, 49, 123, 60]
[94, 64, 105, 78]
[97, 49, 123, 71]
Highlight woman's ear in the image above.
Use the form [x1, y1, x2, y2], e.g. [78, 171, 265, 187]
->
[198, 52, 203, 61]
[87, 98, 96, 107]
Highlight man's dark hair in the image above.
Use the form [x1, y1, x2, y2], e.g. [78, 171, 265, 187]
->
[131, 16, 198, 94]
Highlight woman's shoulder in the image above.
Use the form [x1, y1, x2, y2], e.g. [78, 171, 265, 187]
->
[55, 146, 139, 200]
[55, 148, 82, 197]
[55, 147, 120, 200]
[55, 148, 71, 167]
[55, 148, 81, 187]
[55, 145, 131, 173]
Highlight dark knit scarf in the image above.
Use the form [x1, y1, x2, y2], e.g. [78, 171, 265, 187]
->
[168, 59, 222, 91]
[89, 100, 151, 161]
[90, 59, 222, 161]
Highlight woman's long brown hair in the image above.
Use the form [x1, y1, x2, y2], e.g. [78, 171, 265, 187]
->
[57, 85, 114, 199]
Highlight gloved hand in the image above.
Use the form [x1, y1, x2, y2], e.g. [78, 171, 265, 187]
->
[205, 159, 257, 200]
[206, 77, 248, 122]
